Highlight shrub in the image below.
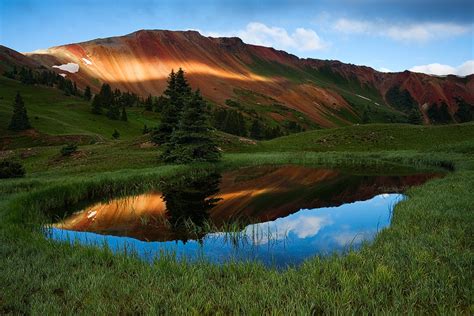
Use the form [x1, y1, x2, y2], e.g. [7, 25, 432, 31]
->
[60, 143, 78, 156]
[0, 160, 26, 179]
[112, 129, 120, 139]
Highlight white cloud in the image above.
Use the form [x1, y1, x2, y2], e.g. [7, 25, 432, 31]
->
[243, 213, 331, 245]
[202, 22, 328, 51]
[333, 18, 470, 42]
[378, 67, 392, 73]
[409, 60, 474, 76]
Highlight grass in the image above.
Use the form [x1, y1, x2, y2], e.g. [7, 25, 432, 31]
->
[0, 76, 473, 313]
[0, 76, 160, 147]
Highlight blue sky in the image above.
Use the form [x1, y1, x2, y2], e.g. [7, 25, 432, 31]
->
[1, 0, 473, 75]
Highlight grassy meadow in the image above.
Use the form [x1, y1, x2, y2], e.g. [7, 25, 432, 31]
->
[0, 76, 473, 313]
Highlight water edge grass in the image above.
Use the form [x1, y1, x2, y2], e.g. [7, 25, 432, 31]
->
[1, 149, 472, 314]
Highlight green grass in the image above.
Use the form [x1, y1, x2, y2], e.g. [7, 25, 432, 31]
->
[0, 76, 160, 147]
[0, 76, 473, 313]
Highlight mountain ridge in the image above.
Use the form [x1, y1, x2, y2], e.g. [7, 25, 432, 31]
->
[1, 29, 472, 127]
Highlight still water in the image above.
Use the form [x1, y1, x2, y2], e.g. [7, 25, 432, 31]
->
[47, 166, 437, 267]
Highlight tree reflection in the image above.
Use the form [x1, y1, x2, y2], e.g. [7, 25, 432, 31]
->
[161, 170, 222, 237]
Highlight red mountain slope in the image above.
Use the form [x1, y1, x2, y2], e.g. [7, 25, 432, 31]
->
[3, 30, 473, 126]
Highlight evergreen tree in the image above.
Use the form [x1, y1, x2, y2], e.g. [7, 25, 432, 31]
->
[154, 95, 167, 112]
[175, 68, 192, 97]
[162, 90, 220, 163]
[91, 95, 102, 114]
[152, 101, 179, 144]
[8, 92, 31, 131]
[408, 108, 423, 125]
[151, 70, 185, 144]
[107, 103, 120, 120]
[120, 107, 128, 121]
[84, 86, 92, 101]
[250, 119, 263, 140]
[99, 83, 114, 108]
[427, 103, 452, 124]
[145, 94, 153, 111]
[112, 129, 120, 139]
[142, 124, 150, 134]
[164, 69, 176, 98]
[361, 108, 370, 124]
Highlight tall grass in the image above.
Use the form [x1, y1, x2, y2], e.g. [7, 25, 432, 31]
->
[1, 126, 473, 313]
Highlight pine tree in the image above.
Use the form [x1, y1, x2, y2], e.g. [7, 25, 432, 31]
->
[73, 82, 78, 96]
[154, 96, 167, 112]
[112, 129, 120, 139]
[145, 94, 153, 111]
[107, 103, 120, 120]
[99, 83, 114, 108]
[361, 109, 370, 124]
[164, 69, 176, 99]
[408, 108, 423, 125]
[91, 95, 102, 114]
[175, 68, 192, 97]
[151, 70, 183, 144]
[84, 86, 92, 101]
[8, 92, 31, 131]
[120, 107, 128, 121]
[250, 119, 263, 140]
[162, 90, 220, 163]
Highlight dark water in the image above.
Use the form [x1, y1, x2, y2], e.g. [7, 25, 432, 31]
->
[47, 165, 438, 267]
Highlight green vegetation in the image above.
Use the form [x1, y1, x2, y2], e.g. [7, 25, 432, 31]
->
[8, 92, 31, 131]
[59, 143, 78, 157]
[163, 90, 221, 163]
[0, 159, 25, 179]
[427, 103, 452, 124]
[0, 76, 160, 148]
[454, 97, 473, 123]
[0, 71, 472, 313]
[385, 85, 417, 113]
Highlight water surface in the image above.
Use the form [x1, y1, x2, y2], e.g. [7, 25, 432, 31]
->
[48, 165, 438, 267]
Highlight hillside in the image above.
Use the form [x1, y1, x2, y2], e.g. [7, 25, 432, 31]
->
[14, 30, 472, 127]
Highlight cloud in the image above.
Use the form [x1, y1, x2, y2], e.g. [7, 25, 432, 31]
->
[243, 214, 331, 245]
[202, 22, 328, 51]
[378, 67, 392, 73]
[333, 18, 470, 42]
[409, 60, 474, 76]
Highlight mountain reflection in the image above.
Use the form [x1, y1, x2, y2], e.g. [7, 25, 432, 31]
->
[52, 166, 440, 243]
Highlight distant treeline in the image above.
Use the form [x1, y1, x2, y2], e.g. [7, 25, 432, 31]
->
[4, 66, 81, 96]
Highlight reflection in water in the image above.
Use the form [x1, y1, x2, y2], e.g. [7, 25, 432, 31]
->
[49, 166, 439, 267]
[162, 172, 221, 229]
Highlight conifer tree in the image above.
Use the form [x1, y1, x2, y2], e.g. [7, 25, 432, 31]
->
[250, 119, 263, 140]
[162, 90, 220, 163]
[73, 82, 78, 96]
[91, 95, 102, 114]
[84, 86, 92, 101]
[107, 103, 120, 120]
[145, 94, 153, 111]
[151, 70, 181, 144]
[112, 129, 120, 139]
[99, 83, 114, 108]
[120, 107, 128, 121]
[408, 108, 423, 125]
[8, 92, 31, 131]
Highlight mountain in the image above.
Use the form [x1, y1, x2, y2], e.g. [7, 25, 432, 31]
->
[2, 30, 473, 127]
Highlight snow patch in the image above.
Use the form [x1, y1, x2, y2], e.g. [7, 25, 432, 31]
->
[87, 210, 97, 219]
[356, 94, 372, 101]
[52, 63, 79, 73]
[59, 73, 67, 78]
[81, 58, 92, 65]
